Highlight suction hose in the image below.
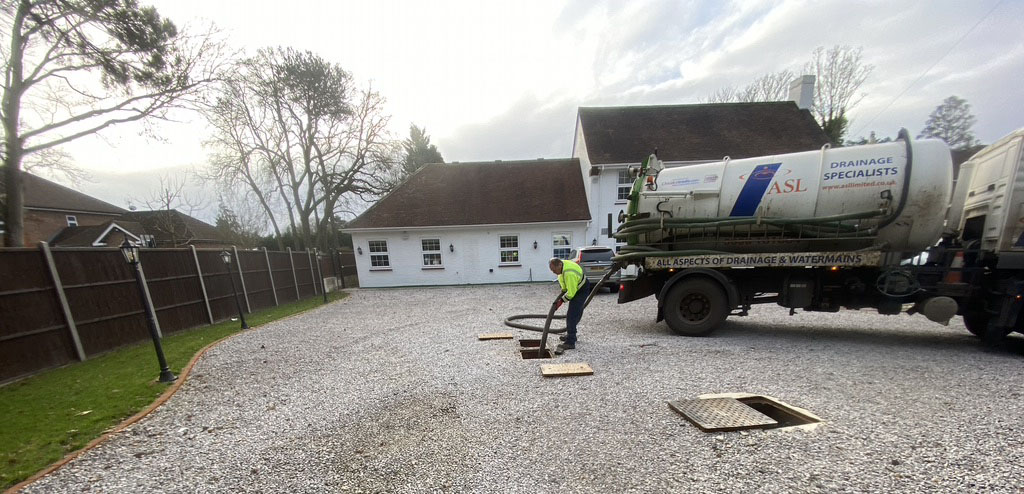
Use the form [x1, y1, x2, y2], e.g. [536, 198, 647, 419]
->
[503, 264, 622, 356]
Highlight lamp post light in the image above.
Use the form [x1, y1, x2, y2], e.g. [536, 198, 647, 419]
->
[220, 249, 249, 329]
[119, 240, 176, 383]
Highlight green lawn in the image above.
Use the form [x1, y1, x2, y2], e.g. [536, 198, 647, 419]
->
[0, 291, 347, 490]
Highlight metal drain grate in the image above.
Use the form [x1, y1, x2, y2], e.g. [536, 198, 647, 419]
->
[668, 397, 777, 432]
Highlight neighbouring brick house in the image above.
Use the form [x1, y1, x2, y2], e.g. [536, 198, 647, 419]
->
[0, 168, 127, 246]
[0, 168, 227, 247]
[124, 210, 231, 248]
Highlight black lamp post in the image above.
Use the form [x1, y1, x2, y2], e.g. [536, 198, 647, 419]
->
[220, 249, 249, 329]
[119, 240, 176, 383]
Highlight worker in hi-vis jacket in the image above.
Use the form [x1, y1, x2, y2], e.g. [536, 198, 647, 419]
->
[549, 257, 592, 354]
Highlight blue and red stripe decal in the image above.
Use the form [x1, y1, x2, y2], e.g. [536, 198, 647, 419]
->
[729, 163, 781, 216]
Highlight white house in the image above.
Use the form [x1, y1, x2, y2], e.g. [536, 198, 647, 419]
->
[345, 159, 590, 287]
[348, 79, 831, 287]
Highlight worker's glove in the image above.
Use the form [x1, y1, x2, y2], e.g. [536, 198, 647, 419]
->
[553, 299, 564, 311]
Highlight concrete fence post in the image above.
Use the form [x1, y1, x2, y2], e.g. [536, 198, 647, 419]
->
[287, 247, 300, 300]
[264, 247, 279, 306]
[190, 245, 214, 324]
[233, 246, 251, 313]
[39, 242, 86, 361]
[307, 249, 318, 295]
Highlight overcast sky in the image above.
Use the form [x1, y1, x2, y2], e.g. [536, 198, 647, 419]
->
[52, 0, 1023, 222]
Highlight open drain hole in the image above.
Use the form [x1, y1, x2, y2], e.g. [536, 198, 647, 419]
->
[519, 339, 541, 348]
[736, 397, 820, 429]
[520, 348, 554, 359]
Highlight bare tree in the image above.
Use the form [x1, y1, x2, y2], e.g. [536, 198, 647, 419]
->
[738, 70, 796, 102]
[215, 189, 266, 248]
[804, 46, 873, 144]
[701, 85, 742, 104]
[1, 0, 224, 246]
[131, 172, 207, 247]
[701, 70, 795, 103]
[202, 47, 398, 251]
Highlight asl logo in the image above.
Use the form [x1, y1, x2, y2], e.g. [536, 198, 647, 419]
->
[766, 178, 807, 195]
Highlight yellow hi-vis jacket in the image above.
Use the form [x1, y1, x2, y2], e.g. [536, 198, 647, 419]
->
[557, 259, 586, 302]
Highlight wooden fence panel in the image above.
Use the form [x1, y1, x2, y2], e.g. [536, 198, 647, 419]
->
[1, 246, 329, 383]
[136, 249, 208, 334]
[269, 251, 297, 304]
[50, 249, 149, 357]
[0, 249, 76, 382]
[238, 250, 274, 311]
[294, 250, 315, 299]
[194, 249, 240, 322]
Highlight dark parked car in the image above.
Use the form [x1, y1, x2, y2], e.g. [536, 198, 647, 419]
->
[569, 246, 621, 292]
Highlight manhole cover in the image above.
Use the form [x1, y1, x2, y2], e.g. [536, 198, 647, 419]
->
[668, 397, 777, 432]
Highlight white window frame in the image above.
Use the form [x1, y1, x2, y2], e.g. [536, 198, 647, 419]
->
[421, 237, 443, 269]
[367, 239, 391, 270]
[498, 234, 520, 266]
[552, 232, 572, 260]
[66, 215, 78, 227]
[616, 169, 633, 203]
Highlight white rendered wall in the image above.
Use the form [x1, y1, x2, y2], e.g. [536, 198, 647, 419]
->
[350, 222, 588, 287]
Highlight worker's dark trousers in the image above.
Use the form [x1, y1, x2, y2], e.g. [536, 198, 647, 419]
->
[565, 282, 592, 345]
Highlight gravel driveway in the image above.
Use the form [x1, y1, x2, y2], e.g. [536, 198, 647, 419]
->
[24, 283, 1024, 493]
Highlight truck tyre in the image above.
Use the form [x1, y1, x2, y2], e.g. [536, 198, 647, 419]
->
[962, 311, 989, 337]
[663, 277, 728, 336]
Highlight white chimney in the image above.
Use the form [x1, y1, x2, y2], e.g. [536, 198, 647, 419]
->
[788, 75, 815, 110]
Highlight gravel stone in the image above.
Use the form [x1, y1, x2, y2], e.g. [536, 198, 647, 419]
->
[23, 283, 1024, 493]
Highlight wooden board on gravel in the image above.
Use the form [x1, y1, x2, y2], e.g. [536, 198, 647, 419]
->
[478, 332, 515, 340]
[541, 362, 594, 377]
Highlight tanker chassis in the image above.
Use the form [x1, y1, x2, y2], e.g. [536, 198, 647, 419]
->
[612, 128, 1024, 344]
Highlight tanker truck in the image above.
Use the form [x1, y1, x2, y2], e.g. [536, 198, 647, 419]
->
[609, 128, 1024, 344]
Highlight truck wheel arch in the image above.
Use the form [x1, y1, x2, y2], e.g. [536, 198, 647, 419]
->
[657, 268, 740, 312]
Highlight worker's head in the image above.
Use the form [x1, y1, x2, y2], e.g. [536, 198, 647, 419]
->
[548, 258, 563, 274]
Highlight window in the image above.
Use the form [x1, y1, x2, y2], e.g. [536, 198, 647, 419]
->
[617, 169, 633, 201]
[421, 238, 442, 267]
[552, 232, 572, 259]
[368, 240, 390, 269]
[66, 215, 78, 227]
[499, 235, 519, 264]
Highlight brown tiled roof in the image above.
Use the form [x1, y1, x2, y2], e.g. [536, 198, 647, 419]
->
[49, 220, 145, 247]
[578, 102, 830, 165]
[0, 167, 125, 214]
[346, 159, 590, 229]
[124, 210, 224, 246]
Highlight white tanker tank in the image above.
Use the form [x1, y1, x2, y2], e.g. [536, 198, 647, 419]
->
[618, 133, 953, 256]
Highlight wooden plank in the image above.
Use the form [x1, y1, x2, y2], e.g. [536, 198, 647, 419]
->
[541, 362, 594, 377]
[477, 332, 514, 340]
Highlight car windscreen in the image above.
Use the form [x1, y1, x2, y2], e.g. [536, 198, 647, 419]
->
[579, 250, 613, 262]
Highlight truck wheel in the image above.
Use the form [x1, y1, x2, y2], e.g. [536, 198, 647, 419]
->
[663, 277, 728, 336]
[963, 312, 989, 337]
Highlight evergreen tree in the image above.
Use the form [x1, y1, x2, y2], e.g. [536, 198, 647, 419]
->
[918, 96, 979, 150]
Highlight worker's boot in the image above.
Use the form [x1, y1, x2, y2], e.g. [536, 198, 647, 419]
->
[555, 343, 575, 354]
